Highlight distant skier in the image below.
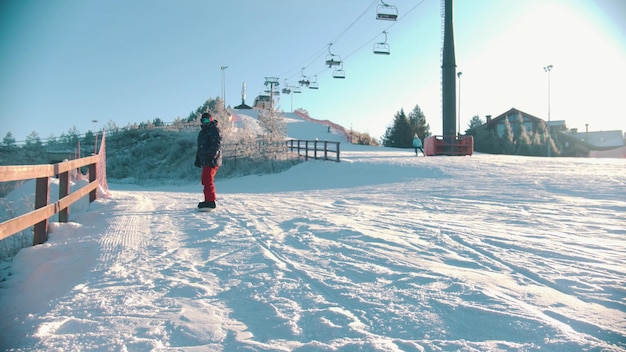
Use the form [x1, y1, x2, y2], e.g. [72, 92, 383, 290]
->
[195, 112, 222, 211]
[412, 134, 424, 156]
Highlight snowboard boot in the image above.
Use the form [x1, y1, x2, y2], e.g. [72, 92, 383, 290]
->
[198, 201, 216, 210]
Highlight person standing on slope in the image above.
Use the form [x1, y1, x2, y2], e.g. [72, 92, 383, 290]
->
[412, 133, 424, 156]
[195, 112, 222, 210]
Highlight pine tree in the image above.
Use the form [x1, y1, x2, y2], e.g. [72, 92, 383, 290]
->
[466, 115, 483, 133]
[501, 116, 515, 154]
[24, 131, 46, 163]
[408, 104, 431, 139]
[382, 109, 412, 147]
[466, 116, 498, 154]
[1, 132, 16, 152]
[515, 113, 531, 155]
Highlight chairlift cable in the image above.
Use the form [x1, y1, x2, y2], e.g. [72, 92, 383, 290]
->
[277, 0, 377, 81]
[276, 0, 427, 88]
[330, 0, 378, 45]
[342, 0, 427, 61]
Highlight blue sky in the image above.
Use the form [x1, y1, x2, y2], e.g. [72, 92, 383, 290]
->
[1, 0, 625, 142]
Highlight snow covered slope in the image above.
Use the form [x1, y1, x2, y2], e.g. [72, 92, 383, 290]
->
[0, 115, 625, 351]
[231, 109, 349, 143]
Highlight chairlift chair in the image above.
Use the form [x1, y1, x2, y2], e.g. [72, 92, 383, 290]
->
[333, 69, 345, 79]
[373, 31, 391, 55]
[299, 67, 310, 87]
[282, 80, 290, 94]
[309, 75, 319, 89]
[293, 86, 302, 94]
[333, 64, 346, 79]
[325, 43, 342, 67]
[376, 0, 398, 21]
[326, 55, 342, 67]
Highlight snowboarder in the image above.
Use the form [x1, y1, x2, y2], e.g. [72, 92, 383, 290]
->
[412, 134, 424, 156]
[195, 112, 222, 211]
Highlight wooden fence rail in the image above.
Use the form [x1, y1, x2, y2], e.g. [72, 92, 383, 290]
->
[286, 140, 340, 162]
[0, 155, 100, 245]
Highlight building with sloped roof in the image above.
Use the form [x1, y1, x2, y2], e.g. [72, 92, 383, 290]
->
[484, 108, 565, 138]
[482, 107, 624, 158]
[560, 129, 625, 158]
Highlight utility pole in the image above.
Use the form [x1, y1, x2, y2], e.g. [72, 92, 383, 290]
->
[543, 64, 553, 157]
[457, 71, 462, 137]
[220, 66, 228, 108]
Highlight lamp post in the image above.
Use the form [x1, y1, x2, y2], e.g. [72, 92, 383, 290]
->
[220, 66, 228, 108]
[543, 64, 553, 157]
[457, 71, 462, 137]
[91, 120, 98, 154]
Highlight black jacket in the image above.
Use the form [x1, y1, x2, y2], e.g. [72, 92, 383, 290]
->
[195, 120, 222, 168]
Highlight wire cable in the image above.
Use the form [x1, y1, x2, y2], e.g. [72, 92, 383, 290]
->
[280, 0, 429, 87]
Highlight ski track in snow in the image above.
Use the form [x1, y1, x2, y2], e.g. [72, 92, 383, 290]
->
[1, 152, 625, 351]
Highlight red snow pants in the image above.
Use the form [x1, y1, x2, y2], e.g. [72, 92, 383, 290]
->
[201, 166, 219, 202]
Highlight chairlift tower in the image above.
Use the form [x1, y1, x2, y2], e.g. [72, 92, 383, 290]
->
[424, 0, 472, 156]
[442, 0, 457, 145]
[264, 77, 279, 110]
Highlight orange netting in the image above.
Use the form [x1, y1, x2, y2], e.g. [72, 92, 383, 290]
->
[96, 132, 110, 197]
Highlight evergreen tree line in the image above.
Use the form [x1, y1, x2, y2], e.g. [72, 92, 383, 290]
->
[465, 114, 561, 156]
[381, 104, 431, 148]
[377, 102, 564, 157]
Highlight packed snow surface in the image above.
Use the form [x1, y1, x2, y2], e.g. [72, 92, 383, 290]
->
[1, 121, 625, 351]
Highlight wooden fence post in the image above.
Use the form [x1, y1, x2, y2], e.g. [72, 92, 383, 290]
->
[324, 141, 328, 160]
[89, 163, 97, 202]
[58, 170, 70, 222]
[33, 177, 50, 245]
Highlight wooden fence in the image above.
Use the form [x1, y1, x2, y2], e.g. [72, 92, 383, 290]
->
[287, 140, 340, 162]
[0, 155, 100, 245]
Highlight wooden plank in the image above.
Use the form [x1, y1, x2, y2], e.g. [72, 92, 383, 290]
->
[0, 181, 99, 241]
[56, 155, 99, 174]
[0, 203, 57, 241]
[0, 154, 103, 244]
[57, 181, 98, 211]
[0, 164, 55, 182]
